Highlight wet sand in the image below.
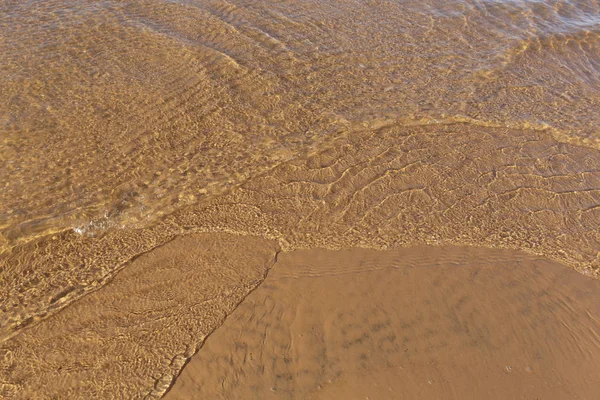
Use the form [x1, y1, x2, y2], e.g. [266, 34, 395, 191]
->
[165, 246, 600, 400]
[3, 122, 600, 398]
[3, 123, 600, 345]
[2, 0, 600, 398]
[0, 233, 280, 398]
[3, 237, 600, 399]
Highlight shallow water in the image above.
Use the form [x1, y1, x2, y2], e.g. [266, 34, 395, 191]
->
[2, 0, 600, 249]
[3, 238, 600, 399]
[2, 0, 600, 397]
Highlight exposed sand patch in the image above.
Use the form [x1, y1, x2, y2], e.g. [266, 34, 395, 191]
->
[165, 245, 600, 400]
[0, 233, 279, 399]
[3, 123, 600, 399]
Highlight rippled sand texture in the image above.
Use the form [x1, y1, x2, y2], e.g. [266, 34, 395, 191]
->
[166, 246, 600, 399]
[3, 123, 600, 344]
[2, 0, 600, 398]
[0, 233, 279, 398]
[2, 240, 600, 399]
[3, 0, 600, 247]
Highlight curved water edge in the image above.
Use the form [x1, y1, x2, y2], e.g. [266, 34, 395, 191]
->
[2, 111, 600, 255]
[2, 0, 600, 397]
[3, 0, 600, 253]
[165, 244, 600, 400]
[3, 237, 600, 399]
[2, 121, 600, 345]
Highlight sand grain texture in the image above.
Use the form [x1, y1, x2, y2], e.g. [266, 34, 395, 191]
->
[3, 123, 600, 347]
[2, 0, 600, 398]
[0, 233, 279, 399]
[165, 246, 600, 400]
[3, 0, 600, 344]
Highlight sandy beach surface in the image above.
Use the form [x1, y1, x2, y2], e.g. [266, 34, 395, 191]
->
[3, 238, 600, 399]
[166, 246, 600, 400]
[2, 0, 600, 398]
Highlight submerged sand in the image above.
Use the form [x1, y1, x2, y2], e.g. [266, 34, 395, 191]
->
[2, 234, 600, 399]
[0, 233, 280, 398]
[3, 123, 600, 346]
[2, 0, 600, 398]
[2, 122, 600, 398]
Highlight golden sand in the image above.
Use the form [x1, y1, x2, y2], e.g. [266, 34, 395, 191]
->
[2, 0, 600, 398]
[166, 246, 600, 399]
[1, 234, 279, 398]
[4, 123, 600, 346]
[3, 237, 600, 399]
[3, 122, 600, 398]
